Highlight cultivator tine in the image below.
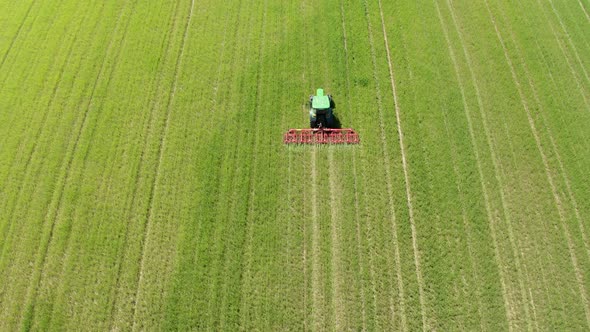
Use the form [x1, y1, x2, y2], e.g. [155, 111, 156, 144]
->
[283, 128, 359, 145]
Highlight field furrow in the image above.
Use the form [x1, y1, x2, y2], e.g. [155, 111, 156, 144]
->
[0, 0, 38, 81]
[0, 1, 124, 328]
[483, 1, 590, 326]
[339, 3, 369, 330]
[546, 0, 590, 83]
[361, 0, 410, 329]
[0, 0, 79, 259]
[106, 1, 193, 329]
[18, 0, 135, 328]
[130, 1, 196, 328]
[579, 0, 590, 22]
[436, 0, 514, 328]
[495, 0, 590, 263]
[376, 0, 430, 329]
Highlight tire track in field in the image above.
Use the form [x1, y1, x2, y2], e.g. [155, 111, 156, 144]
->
[533, 0, 590, 103]
[339, 3, 368, 329]
[0, 0, 37, 75]
[0, 0, 46, 96]
[327, 150, 345, 330]
[560, 1, 590, 53]
[361, 0, 407, 329]
[173, 1, 243, 330]
[15, 0, 115, 326]
[286, 148, 295, 325]
[376, 0, 429, 329]
[301, 1, 325, 329]
[503, 112, 568, 326]
[203, 14, 247, 324]
[0, 0, 68, 171]
[452, 171, 486, 330]
[523, 181, 569, 325]
[483, 0, 590, 327]
[579, 0, 590, 22]
[361, 1, 406, 329]
[539, 3, 590, 109]
[40, 0, 138, 328]
[535, 1, 590, 109]
[468, 2, 554, 329]
[282, 91, 299, 329]
[358, 160, 383, 331]
[106, 1, 183, 328]
[499, 123, 544, 331]
[299, 3, 310, 330]
[546, 0, 590, 83]
[0, 0, 71, 313]
[302, 148, 309, 331]
[130, 0, 195, 328]
[450, 1, 536, 329]
[537, 0, 590, 86]
[352, 137, 383, 329]
[0, 0, 69, 260]
[496, 119, 544, 330]
[24, 2, 126, 319]
[496, 14, 569, 318]
[350, 156, 370, 330]
[438, 82, 485, 329]
[236, 0, 269, 329]
[436, 0, 513, 326]
[497, 0, 590, 264]
[276, 6, 301, 330]
[319, 7, 344, 330]
[514, 0, 590, 143]
[309, 148, 324, 331]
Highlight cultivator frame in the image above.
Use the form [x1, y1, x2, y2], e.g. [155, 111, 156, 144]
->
[283, 127, 360, 145]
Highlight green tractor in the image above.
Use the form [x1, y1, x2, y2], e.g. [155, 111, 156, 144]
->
[309, 88, 336, 128]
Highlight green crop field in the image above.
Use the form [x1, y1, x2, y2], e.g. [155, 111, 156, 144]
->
[1, 0, 589, 330]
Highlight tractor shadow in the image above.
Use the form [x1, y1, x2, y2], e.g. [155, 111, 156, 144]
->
[331, 112, 342, 129]
[330, 99, 342, 129]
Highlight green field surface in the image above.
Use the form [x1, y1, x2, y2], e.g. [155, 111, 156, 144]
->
[1, 0, 589, 330]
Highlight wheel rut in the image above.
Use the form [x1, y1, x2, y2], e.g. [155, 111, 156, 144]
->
[578, 0, 590, 22]
[237, 0, 269, 329]
[362, 0, 408, 329]
[130, 0, 196, 328]
[107, 1, 184, 328]
[546, 0, 590, 83]
[438, 0, 514, 326]
[376, 0, 428, 329]
[16, 1, 118, 328]
[339, 2, 368, 329]
[0, 0, 38, 75]
[0, 0, 75, 262]
[497, 0, 590, 264]
[533, 0, 590, 108]
[483, 0, 590, 327]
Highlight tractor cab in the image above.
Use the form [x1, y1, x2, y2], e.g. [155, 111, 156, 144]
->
[311, 88, 332, 110]
[309, 88, 335, 128]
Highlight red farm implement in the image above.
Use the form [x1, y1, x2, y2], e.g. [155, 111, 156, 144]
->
[283, 128, 360, 145]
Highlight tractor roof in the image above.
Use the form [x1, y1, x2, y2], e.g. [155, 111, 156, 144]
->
[312, 88, 330, 109]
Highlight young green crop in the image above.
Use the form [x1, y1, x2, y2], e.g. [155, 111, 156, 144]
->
[0, 0, 589, 330]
